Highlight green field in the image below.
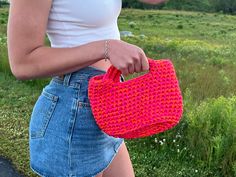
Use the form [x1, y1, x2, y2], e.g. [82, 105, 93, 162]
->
[0, 8, 236, 177]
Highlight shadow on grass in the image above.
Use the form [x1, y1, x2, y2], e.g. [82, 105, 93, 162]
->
[0, 156, 25, 177]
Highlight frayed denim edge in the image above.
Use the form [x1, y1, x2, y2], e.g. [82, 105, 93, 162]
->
[87, 139, 125, 177]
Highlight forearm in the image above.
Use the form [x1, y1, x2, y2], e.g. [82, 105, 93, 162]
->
[13, 40, 106, 80]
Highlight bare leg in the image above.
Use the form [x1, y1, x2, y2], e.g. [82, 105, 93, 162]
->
[95, 171, 103, 177]
[102, 141, 135, 177]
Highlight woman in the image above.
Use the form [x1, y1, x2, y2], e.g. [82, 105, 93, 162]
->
[7, 0, 165, 176]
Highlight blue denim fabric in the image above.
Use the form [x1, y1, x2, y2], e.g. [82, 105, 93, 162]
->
[29, 66, 125, 177]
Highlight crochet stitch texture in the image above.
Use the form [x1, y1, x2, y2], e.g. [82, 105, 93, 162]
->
[88, 58, 183, 139]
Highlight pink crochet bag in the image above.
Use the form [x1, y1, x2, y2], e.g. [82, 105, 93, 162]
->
[88, 58, 183, 139]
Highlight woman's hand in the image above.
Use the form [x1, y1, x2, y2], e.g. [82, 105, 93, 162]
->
[108, 40, 149, 76]
[139, 0, 167, 5]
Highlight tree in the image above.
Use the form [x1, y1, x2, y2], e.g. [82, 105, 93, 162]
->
[122, 0, 165, 9]
[0, 0, 9, 8]
[121, 0, 235, 14]
[210, 0, 236, 14]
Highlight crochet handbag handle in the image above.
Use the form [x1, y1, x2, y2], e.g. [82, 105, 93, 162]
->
[103, 58, 155, 82]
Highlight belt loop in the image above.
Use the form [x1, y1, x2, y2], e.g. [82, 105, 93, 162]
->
[63, 73, 72, 86]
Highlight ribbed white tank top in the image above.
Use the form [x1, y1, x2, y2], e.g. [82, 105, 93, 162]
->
[46, 0, 122, 48]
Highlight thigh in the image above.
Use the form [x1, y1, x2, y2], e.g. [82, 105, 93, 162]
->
[102, 141, 135, 177]
[95, 171, 103, 177]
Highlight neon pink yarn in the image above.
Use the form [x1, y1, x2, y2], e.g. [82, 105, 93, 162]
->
[88, 58, 183, 139]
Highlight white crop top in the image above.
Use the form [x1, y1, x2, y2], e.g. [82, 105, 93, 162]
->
[46, 0, 122, 48]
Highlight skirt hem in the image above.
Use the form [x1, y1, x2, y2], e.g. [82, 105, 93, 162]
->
[86, 139, 124, 177]
[30, 139, 124, 177]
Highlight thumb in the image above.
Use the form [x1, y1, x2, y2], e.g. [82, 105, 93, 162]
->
[141, 55, 150, 71]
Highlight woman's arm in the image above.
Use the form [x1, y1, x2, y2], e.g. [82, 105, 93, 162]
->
[7, 0, 106, 80]
[138, 0, 166, 5]
[8, 0, 149, 80]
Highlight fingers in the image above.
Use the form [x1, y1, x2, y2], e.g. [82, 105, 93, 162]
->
[109, 40, 149, 76]
[122, 66, 129, 76]
[128, 63, 135, 74]
[140, 50, 149, 71]
[133, 56, 142, 73]
[121, 48, 149, 76]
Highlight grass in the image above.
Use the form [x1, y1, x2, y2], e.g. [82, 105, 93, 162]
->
[118, 9, 236, 104]
[0, 7, 236, 177]
[0, 73, 42, 177]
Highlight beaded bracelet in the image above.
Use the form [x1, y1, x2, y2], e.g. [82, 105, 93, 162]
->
[104, 40, 110, 62]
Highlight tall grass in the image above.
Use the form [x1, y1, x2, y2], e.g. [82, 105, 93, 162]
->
[185, 95, 236, 176]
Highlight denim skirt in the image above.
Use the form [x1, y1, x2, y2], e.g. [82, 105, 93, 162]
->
[29, 66, 125, 177]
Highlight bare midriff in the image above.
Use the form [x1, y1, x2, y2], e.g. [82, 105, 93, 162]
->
[89, 58, 112, 72]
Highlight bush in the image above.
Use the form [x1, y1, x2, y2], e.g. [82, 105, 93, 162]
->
[185, 95, 236, 176]
[177, 24, 184, 29]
